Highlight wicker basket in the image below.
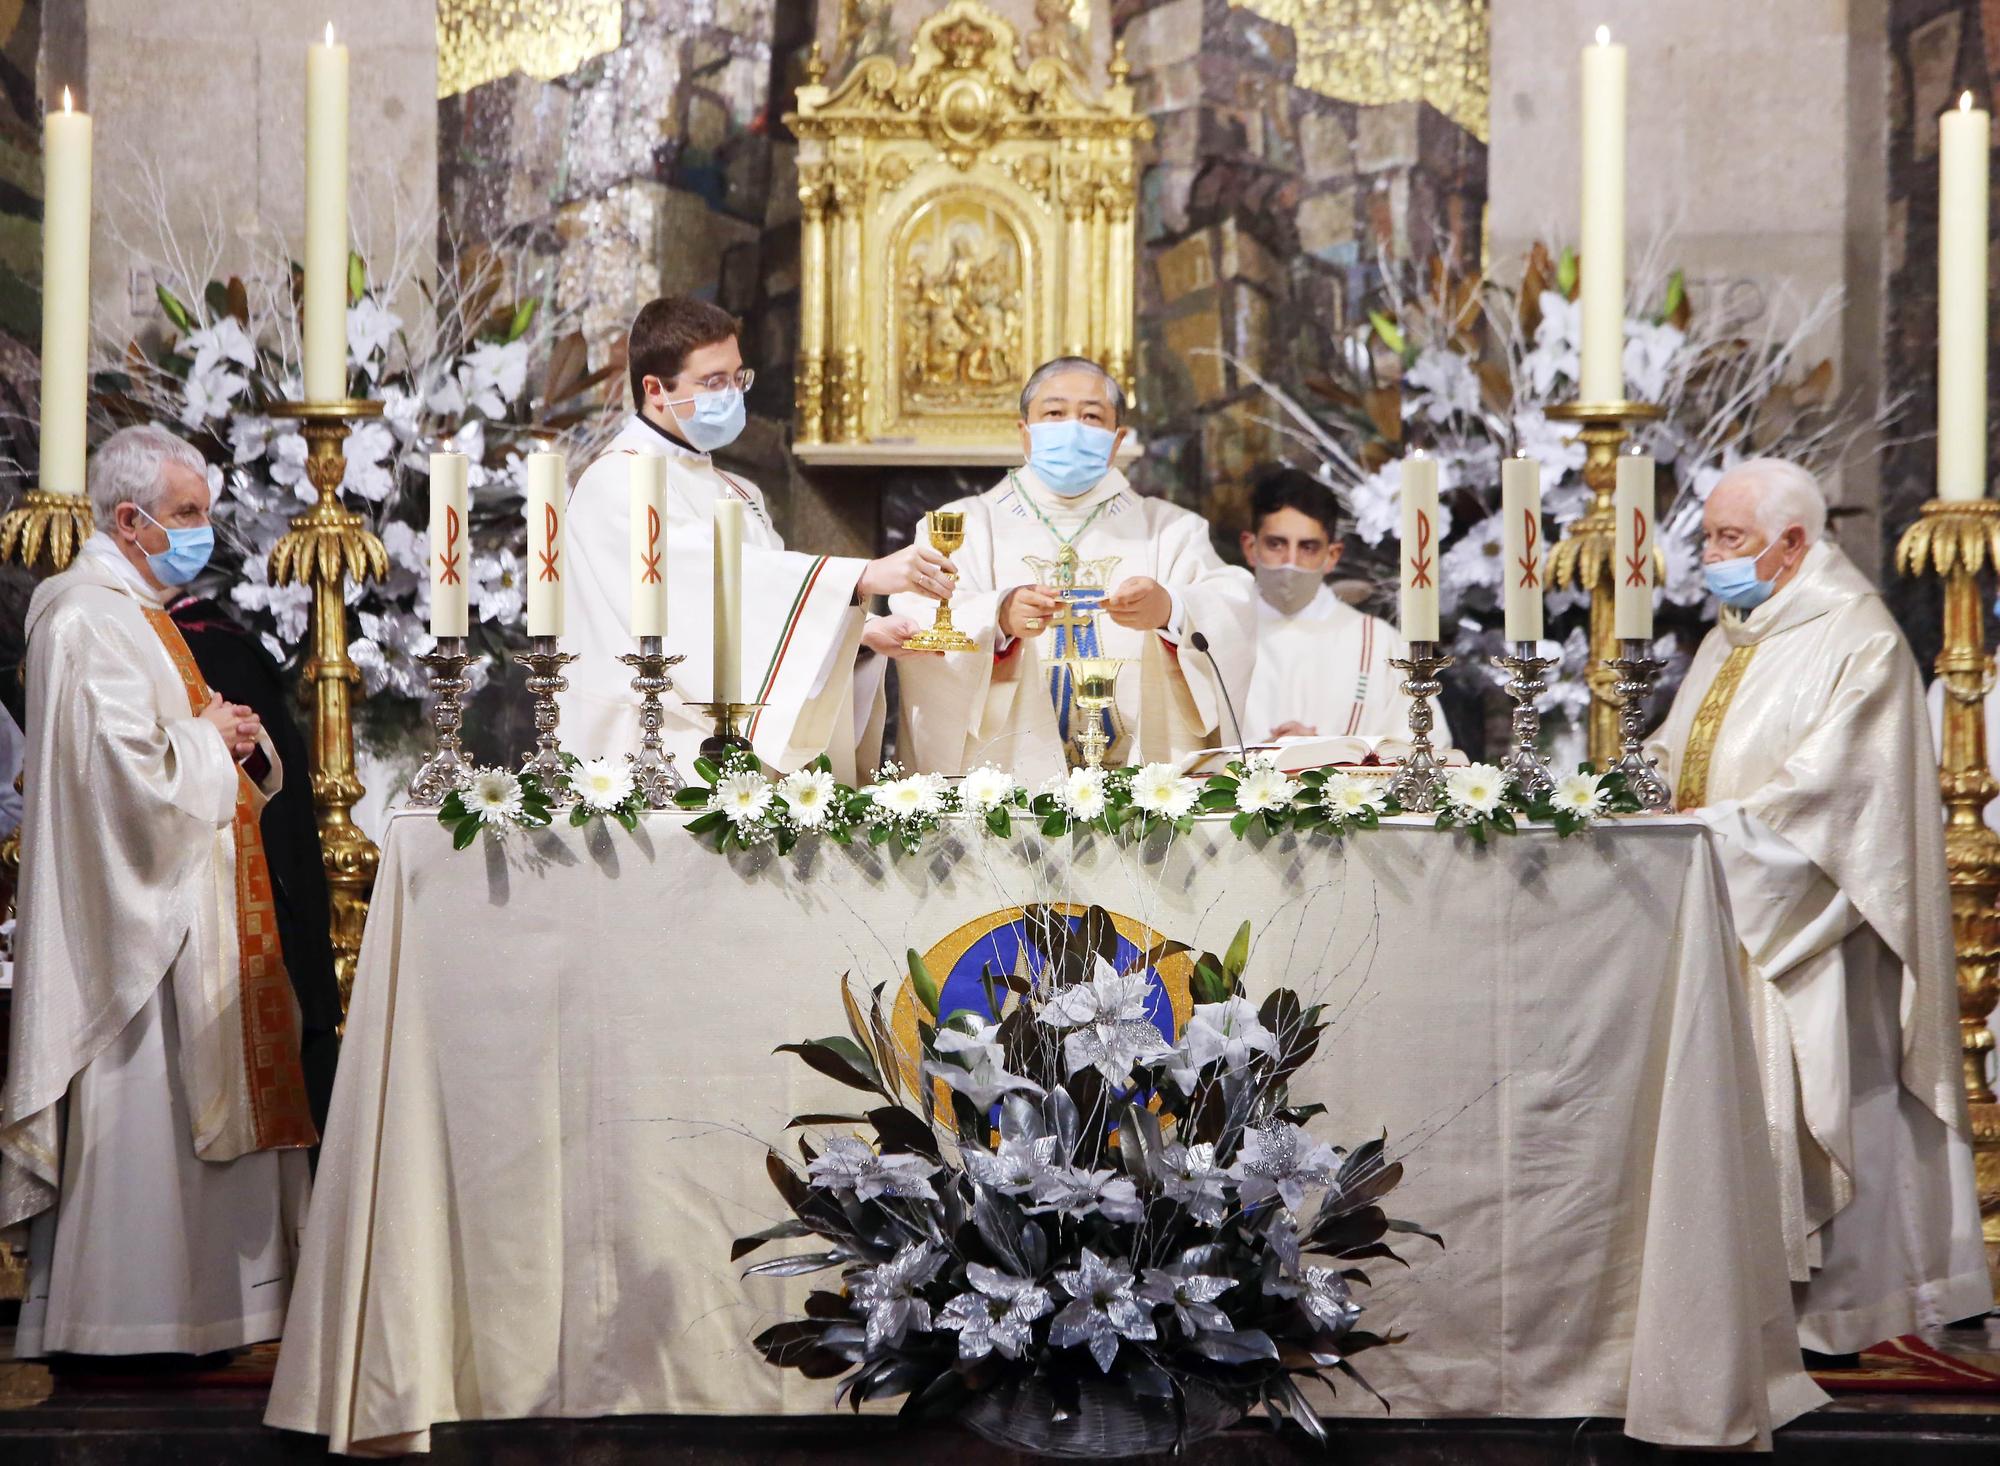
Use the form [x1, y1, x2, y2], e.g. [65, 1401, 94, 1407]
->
[958, 1374, 1244, 1458]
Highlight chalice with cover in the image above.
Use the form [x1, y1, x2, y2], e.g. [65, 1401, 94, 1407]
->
[1069, 656, 1122, 770]
[902, 510, 978, 653]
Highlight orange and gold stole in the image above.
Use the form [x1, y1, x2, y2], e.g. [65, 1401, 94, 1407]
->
[145, 608, 319, 1152]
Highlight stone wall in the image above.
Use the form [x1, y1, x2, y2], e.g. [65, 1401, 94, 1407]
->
[1883, 0, 1998, 672]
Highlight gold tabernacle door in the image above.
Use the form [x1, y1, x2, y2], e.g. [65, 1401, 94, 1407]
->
[787, 1, 1151, 465]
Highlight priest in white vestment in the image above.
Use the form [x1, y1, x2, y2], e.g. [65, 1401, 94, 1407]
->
[893, 357, 1256, 780]
[1649, 458, 1991, 1355]
[2, 426, 315, 1358]
[1238, 465, 1444, 746]
[561, 296, 954, 781]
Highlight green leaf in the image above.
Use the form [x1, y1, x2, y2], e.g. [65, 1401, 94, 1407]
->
[1557, 246, 1579, 297]
[567, 804, 592, 827]
[1040, 812, 1069, 837]
[156, 284, 193, 333]
[906, 948, 940, 1017]
[1229, 810, 1252, 839]
[1223, 920, 1252, 984]
[450, 816, 482, 851]
[505, 297, 540, 343]
[1658, 268, 1686, 326]
[673, 786, 712, 809]
[985, 805, 1011, 838]
[774, 1036, 884, 1095]
[693, 757, 721, 784]
[1367, 309, 1407, 356]
[685, 810, 726, 836]
[616, 807, 640, 832]
[347, 250, 366, 306]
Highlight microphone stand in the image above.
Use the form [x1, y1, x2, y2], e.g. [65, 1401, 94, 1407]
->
[1189, 631, 1250, 768]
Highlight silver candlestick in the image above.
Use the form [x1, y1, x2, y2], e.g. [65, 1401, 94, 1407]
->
[1606, 638, 1673, 811]
[1385, 641, 1455, 812]
[408, 636, 475, 807]
[617, 635, 686, 805]
[515, 635, 580, 792]
[1490, 641, 1558, 801]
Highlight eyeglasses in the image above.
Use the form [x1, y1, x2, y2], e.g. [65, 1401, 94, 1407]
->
[682, 368, 755, 394]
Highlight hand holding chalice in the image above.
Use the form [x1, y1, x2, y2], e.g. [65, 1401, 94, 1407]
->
[902, 510, 979, 653]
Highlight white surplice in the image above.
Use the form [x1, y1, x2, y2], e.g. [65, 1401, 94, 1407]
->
[1244, 586, 1449, 745]
[1650, 541, 1991, 1351]
[3, 536, 309, 1357]
[891, 466, 1257, 780]
[559, 416, 885, 781]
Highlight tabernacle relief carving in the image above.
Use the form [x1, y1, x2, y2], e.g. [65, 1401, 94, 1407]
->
[788, 1, 1150, 462]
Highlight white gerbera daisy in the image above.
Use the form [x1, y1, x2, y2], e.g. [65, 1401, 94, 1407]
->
[1130, 762, 1198, 819]
[913, 770, 952, 815]
[573, 757, 636, 812]
[778, 767, 838, 828]
[1320, 772, 1385, 820]
[1551, 770, 1610, 821]
[1235, 758, 1298, 814]
[1058, 767, 1108, 820]
[468, 769, 524, 823]
[871, 776, 932, 820]
[715, 770, 773, 826]
[1444, 762, 1508, 817]
[958, 764, 1018, 814]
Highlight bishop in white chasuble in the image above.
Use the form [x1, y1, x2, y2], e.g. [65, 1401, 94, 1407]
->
[1650, 460, 1991, 1352]
[2, 427, 313, 1357]
[892, 359, 1256, 780]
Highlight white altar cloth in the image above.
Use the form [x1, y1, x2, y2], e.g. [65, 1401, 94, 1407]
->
[266, 812, 1824, 1455]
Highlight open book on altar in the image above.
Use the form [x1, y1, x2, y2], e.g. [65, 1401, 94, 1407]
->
[1179, 734, 1470, 778]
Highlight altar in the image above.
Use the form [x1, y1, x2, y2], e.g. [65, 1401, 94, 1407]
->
[266, 812, 1825, 1457]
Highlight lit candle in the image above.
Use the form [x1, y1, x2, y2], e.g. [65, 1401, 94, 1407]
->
[630, 454, 668, 638]
[1579, 25, 1627, 404]
[40, 88, 90, 498]
[713, 498, 745, 704]
[429, 452, 469, 639]
[1398, 452, 1440, 643]
[1939, 92, 1990, 501]
[525, 451, 565, 638]
[1501, 456, 1544, 643]
[303, 24, 349, 403]
[1614, 451, 1655, 640]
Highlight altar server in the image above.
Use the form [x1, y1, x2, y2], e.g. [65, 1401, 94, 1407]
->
[1650, 458, 1991, 1355]
[561, 296, 952, 780]
[1238, 466, 1441, 745]
[892, 357, 1256, 779]
[2, 425, 314, 1358]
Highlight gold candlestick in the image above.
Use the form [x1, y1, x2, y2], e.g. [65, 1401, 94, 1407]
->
[0, 488, 94, 574]
[1067, 656, 1122, 770]
[1897, 499, 2000, 1282]
[903, 509, 977, 653]
[687, 700, 767, 764]
[266, 399, 386, 1016]
[1545, 401, 1666, 765]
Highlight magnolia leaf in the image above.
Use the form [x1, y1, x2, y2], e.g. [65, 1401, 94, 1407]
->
[906, 948, 940, 1017]
[156, 284, 193, 333]
[742, 1251, 847, 1278]
[505, 297, 540, 344]
[1556, 246, 1579, 298]
[774, 1037, 883, 1095]
[347, 250, 366, 305]
[730, 1217, 815, 1260]
[1223, 919, 1252, 983]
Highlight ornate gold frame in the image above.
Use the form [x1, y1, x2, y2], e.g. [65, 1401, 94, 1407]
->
[787, 2, 1150, 464]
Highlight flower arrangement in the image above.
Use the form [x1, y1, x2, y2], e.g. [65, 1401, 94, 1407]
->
[434, 754, 648, 848]
[1227, 243, 1899, 761]
[737, 911, 1438, 1451]
[85, 178, 623, 751]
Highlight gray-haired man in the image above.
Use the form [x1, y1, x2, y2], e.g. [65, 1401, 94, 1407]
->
[2, 423, 315, 1360]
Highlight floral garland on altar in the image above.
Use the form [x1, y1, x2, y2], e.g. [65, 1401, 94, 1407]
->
[433, 751, 1647, 852]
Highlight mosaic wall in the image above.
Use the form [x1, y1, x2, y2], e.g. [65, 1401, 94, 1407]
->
[1883, 0, 2000, 670]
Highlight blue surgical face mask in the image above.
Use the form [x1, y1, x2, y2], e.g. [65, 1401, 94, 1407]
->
[666, 385, 747, 453]
[1027, 420, 1117, 497]
[137, 508, 215, 587]
[1703, 547, 1777, 611]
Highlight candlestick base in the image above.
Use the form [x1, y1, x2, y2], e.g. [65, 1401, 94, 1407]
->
[1491, 642, 1559, 801]
[685, 701, 767, 765]
[515, 635, 580, 793]
[0, 487, 96, 574]
[1604, 638, 1672, 811]
[617, 636, 687, 805]
[408, 636, 476, 807]
[1385, 641, 1455, 813]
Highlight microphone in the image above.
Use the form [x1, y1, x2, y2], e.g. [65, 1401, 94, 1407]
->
[1188, 631, 1250, 768]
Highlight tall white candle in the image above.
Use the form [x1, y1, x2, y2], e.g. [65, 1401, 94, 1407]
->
[40, 89, 90, 498]
[1579, 26, 1627, 404]
[1398, 453, 1440, 643]
[1501, 456, 1544, 643]
[630, 454, 669, 638]
[525, 451, 566, 638]
[1614, 452, 1655, 640]
[713, 498, 745, 704]
[429, 452, 469, 639]
[1939, 92, 1991, 501]
[303, 25, 349, 403]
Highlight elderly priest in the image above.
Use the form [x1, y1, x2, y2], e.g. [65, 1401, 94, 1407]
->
[1650, 457, 1991, 1356]
[2, 425, 315, 1358]
[893, 357, 1256, 779]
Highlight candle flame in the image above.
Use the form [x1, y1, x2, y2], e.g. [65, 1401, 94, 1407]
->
[1962, 91, 1977, 112]
[60, 86, 71, 113]
[1595, 24, 1611, 45]
[325, 21, 335, 45]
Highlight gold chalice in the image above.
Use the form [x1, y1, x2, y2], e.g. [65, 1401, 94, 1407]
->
[902, 509, 978, 653]
[1068, 655, 1123, 770]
